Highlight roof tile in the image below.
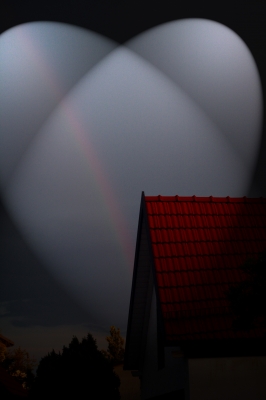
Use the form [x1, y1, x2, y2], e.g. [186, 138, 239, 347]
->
[145, 195, 266, 341]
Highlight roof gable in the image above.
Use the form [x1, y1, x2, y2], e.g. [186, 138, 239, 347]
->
[145, 195, 266, 342]
[0, 334, 14, 347]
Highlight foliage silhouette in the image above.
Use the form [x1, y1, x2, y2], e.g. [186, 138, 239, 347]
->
[1, 346, 36, 390]
[227, 250, 266, 332]
[29, 333, 120, 399]
[101, 326, 125, 366]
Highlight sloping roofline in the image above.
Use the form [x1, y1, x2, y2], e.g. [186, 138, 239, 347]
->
[124, 192, 159, 369]
[0, 333, 14, 347]
[124, 193, 266, 369]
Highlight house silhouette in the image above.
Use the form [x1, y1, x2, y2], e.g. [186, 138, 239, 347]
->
[124, 193, 266, 400]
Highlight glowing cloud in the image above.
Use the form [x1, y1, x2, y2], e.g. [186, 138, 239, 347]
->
[0, 20, 263, 328]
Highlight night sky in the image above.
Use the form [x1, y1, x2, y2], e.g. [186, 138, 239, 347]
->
[1, 1, 266, 363]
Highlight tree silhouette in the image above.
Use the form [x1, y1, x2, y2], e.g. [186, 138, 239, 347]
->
[227, 250, 266, 331]
[1, 346, 36, 390]
[102, 326, 125, 366]
[29, 333, 120, 399]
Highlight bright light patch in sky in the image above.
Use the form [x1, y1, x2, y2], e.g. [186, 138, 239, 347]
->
[0, 19, 263, 329]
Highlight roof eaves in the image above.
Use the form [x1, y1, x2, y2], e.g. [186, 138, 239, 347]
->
[166, 337, 266, 358]
[0, 334, 14, 347]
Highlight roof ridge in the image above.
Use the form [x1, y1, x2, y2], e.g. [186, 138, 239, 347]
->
[145, 195, 266, 203]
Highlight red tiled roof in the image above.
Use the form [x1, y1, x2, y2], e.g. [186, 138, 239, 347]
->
[0, 334, 14, 347]
[145, 195, 266, 342]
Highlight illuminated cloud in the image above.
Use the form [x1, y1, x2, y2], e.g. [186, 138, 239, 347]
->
[0, 20, 263, 328]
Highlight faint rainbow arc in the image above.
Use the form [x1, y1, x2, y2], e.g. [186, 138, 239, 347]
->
[63, 100, 135, 270]
[21, 27, 134, 271]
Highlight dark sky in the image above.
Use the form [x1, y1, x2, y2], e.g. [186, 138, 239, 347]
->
[1, 0, 266, 362]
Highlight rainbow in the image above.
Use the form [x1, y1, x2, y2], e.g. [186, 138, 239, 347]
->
[18, 23, 134, 272]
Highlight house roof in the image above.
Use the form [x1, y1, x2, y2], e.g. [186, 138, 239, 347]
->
[145, 195, 266, 342]
[125, 194, 266, 368]
[0, 334, 14, 347]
